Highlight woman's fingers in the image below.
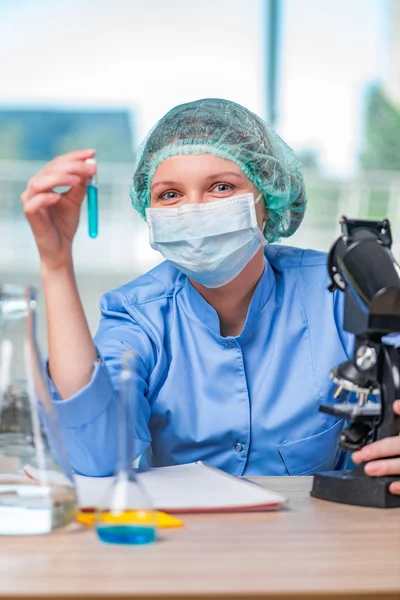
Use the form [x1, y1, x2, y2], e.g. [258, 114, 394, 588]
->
[350, 399, 400, 495]
[389, 480, 400, 495]
[352, 434, 400, 464]
[352, 400, 400, 469]
[363, 457, 400, 477]
[42, 158, 97, 180]
[351, 399, 400, 492]
[23, 192, 61, 217]
[26, 173, 81, 198]
[52, 148, 95, 163]
[24, 153, 97, 203]
[20, 150, 95, 263]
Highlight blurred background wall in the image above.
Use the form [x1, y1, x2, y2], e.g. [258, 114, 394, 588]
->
[1, 0, 400, 350]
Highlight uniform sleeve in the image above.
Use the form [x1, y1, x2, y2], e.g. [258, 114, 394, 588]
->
[332, 289, 355, 360]
[48, 290, 155, 477]
[333, 288, 400, 350]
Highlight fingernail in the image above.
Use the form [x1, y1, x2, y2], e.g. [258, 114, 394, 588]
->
[352, 451, 361, 463]
[365, 462, 379, 475]
[389, 482, 400, 495]
[394, 400, 400, 412]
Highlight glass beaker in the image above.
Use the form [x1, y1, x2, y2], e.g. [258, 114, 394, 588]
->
[0, 284, 77, 535]
[95, 350, 156, 545]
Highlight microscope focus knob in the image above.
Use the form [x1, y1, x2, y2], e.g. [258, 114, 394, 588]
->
[355, 345, 378, 371]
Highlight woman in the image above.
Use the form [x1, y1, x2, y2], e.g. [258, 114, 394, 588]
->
[21, 98, 400, 493]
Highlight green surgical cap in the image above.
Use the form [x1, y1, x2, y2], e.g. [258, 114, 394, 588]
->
[130, 98, 307, 243]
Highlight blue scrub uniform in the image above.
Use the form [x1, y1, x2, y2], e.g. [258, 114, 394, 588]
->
[49, 245, 354, 477]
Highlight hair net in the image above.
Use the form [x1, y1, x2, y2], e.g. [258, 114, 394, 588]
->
[130, 98, 307, 243]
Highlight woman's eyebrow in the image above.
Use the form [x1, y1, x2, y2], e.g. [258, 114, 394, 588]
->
[204, 171, 244, 181]
[151, 181, 178, 192]
[151, 171, 244, 192]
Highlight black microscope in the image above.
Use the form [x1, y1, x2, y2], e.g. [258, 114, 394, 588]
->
[311, 216, 400, 508]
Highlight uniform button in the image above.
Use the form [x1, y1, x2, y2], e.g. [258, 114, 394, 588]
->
[225, 341, 236, 348]
[234, 443, 243, 453]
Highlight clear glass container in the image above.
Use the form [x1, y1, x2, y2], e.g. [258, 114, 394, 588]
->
[95, 351, 156, 545]
[0, 284, 77, 535]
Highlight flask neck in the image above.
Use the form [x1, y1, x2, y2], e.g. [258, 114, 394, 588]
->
[0, 285, 37, 369]
[0, 285, 36, 323]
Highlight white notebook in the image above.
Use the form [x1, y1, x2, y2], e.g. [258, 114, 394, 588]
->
[25, 461, 286, 513]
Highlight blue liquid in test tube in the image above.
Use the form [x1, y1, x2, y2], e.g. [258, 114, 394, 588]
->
[86, 158, 98, 238]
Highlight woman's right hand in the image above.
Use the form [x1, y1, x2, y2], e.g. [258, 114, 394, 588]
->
[21, 149, 97, 271]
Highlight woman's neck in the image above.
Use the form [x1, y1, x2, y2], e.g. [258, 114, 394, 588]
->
[190, 248, 265, 337]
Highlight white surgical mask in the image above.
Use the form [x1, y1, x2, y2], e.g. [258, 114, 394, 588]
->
[145, 193, 266, 288]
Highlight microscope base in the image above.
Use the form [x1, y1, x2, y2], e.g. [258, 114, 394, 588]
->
[311, 469, 400, 508]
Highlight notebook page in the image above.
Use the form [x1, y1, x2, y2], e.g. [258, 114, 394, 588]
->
[25, 462, 286, 511]
[138, 462, 286, 511]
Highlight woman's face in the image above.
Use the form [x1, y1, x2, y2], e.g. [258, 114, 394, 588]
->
[150, 154, 268, 230]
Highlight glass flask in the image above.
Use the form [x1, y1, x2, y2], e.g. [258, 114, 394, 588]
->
[0, 284, 77, 535]
[95, 350, 156, 545]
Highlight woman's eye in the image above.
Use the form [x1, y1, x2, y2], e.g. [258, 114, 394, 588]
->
[212, 183, 233, 193]
[159, 191, 179, 201]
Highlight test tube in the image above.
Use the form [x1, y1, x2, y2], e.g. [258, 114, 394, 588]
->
[85, 158, 98, 238]
[95, 350, 157, 545]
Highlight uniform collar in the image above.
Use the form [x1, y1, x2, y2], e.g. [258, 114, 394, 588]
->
[183, 255, 276, 338]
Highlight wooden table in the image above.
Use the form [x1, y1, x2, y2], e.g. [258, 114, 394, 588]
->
[1, 477, 399, 600]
